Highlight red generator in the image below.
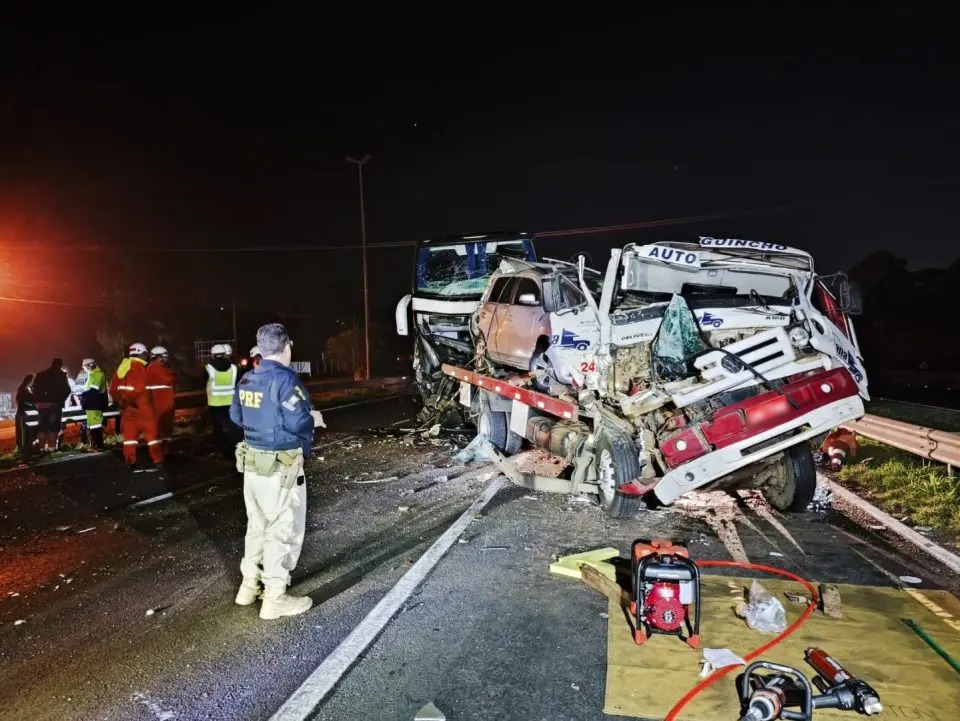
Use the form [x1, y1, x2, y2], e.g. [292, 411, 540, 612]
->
[630, 539, 701, 648]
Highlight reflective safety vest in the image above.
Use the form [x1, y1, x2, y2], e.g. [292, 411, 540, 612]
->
[83, 367, 106, 392]
[206, 363, 237, 407]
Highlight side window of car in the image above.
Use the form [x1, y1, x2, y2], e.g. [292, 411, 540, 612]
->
[496, 277, 520, 303]
[488, 277, 510, 303]
[513, 278, 542, 305]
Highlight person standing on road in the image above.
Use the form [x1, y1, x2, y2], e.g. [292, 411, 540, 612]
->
[206, 343, 238, 458]
[146, 346, 178, 454]
[33, 358, 71, 451]
[79, 358, 107, 449]
[239, 345, 262, 379]
[230, 323, 325, 620]
[15, 373, 37, 456]
[110, 343, 165, 472]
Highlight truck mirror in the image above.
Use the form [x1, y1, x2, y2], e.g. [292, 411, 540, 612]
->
[839, 278, 863, 316]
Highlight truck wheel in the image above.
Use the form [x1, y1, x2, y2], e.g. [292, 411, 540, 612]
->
[761, 443, 817, 512]
[476, 399, 522, 455]
[595, 432, 644, 519]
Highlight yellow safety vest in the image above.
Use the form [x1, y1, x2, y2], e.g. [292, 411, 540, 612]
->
[206, 364, 237, 407]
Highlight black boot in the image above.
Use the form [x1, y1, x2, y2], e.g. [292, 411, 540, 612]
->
[90, 427, 105, 450]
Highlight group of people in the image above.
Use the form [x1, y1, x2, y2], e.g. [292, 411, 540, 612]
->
[15, 328, 319, 621]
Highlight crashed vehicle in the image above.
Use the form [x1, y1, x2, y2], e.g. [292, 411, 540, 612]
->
[395, 232, 536, 408]
[461, 237, 867, 517]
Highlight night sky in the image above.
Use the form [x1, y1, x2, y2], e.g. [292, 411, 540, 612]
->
[1, 9, 958, 381]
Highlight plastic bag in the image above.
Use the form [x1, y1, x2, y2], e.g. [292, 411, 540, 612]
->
[737, 580, 787, 634]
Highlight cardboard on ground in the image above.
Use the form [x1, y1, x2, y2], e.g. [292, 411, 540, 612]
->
[605, 575, 960, 720]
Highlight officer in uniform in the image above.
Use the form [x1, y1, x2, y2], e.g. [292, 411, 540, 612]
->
[79, 358, 107, 449]
[230, 323, 325, 620]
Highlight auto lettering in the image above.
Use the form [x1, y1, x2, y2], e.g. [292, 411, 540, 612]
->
[645, 245, 699, 267]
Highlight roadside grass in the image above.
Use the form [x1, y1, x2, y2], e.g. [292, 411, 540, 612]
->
[836, 437, 960, 538]
[867, 398, 960, 432]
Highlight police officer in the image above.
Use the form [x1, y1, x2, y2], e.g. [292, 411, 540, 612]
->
[230, 323, 325, 620]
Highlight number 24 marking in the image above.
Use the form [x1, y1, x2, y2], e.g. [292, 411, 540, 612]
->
[580, 361, 596, 373]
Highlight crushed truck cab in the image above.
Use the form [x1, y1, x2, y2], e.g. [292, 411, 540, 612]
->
[451, 236, 867, 516]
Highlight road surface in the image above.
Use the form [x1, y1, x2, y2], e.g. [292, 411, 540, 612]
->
[0, 395, 954, 721]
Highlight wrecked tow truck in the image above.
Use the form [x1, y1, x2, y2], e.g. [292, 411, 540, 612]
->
[451, 237, 867, 518]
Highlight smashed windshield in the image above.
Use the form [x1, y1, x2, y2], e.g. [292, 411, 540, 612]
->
[416, 239, 536, 297]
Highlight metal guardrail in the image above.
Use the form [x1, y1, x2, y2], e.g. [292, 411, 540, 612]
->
[843, 414, 960, 472]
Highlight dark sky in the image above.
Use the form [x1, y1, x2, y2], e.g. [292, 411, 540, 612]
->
[1, 9, 959, 379]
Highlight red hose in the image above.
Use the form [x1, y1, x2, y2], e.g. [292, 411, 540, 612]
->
[663, 560, 820, 721]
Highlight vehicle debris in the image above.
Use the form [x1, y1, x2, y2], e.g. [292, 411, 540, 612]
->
[414, 701, 446, 721]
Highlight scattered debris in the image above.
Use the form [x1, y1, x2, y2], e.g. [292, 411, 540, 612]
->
[414, 701, 446, 721]
[14, 619, 25, 625]
[521, 495, 539, 501]
[570, 683, 580, 691]
[700, 648, 746, 677]
[145, 608, 156, 616]
[784, 592, 811, 605]
[78, 527, 96, 534]
[353, 476, 399, 484]
[899, 575, 922, 585]
[736, 580, 787, 633]
[806, 484, 833, 514]
[481, 546, 509, 551]
[818, 583, 843, 618]
[55, 525, 73, 532]
[453, 433, 491, 464]
[768, 551, 784, 557]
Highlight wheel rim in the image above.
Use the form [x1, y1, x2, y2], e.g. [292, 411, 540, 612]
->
[598, 448, 616, 502]
[762, 459, 796, 510]
[532, 352, 552, 387]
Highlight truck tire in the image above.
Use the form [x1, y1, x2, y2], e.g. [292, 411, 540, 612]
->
[761, 443, 817, 512]
[595, 432, 644, 519]
[476, 399, 522, 455]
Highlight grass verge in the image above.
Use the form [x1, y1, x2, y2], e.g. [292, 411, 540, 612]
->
[836, 437, 960, 539]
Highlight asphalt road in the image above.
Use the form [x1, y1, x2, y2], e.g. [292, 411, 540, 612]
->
[0, 394, 955, 721]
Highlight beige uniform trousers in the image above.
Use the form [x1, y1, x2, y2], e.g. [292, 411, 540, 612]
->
[240, 467, 307, 598]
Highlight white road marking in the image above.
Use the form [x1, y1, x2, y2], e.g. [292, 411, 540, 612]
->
[268, 475, 506, 721]
[133, 692, 175, 720]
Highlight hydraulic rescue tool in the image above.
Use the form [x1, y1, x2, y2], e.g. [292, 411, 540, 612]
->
[737, 648, 882, 721]
[630, 539, 701, 648]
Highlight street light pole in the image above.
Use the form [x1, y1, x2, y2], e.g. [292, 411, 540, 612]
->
[346, 154, 371, 380]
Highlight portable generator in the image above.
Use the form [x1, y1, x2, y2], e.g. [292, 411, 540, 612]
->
[630, 539, 701, 648]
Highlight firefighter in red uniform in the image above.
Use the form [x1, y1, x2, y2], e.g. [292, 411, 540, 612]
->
[110, 342, 165, 471]
[146, 346, 177, 454]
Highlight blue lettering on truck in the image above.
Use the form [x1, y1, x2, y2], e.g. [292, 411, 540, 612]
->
[834, 343, 864, 382]
[550, 329, 592, 351]
[647, 246, 699, 266]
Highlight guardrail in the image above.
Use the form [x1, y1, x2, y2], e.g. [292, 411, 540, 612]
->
[843, 414, 960, 473]
[14, 376, 412, 431]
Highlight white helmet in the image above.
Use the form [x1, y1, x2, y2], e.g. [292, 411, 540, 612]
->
[82, 358, 96, 368]
[211, 343, 225, 355]
[129, 342, 148, 356]
[249, 345, 262, 358]
[151, 346, 168, 357]
[221, 344, 233, 356]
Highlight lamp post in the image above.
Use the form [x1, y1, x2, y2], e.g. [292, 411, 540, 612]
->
[345, 154, 371, 380]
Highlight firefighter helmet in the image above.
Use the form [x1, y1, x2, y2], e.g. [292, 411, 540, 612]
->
[82, 358, 96, 368]
[249, 345, 262, 358]
[151, 346, 168, 357]
[129, 342, 148, 356]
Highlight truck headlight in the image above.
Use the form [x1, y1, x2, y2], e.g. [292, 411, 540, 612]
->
[788, 326, 811, 348]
